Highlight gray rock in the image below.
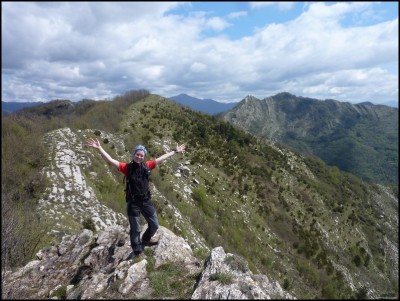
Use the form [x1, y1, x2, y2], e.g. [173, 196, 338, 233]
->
[192, 247, 295, 299]
[2, 226, 293, 299]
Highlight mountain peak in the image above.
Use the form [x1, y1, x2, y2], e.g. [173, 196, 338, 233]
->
[169, 94, 237, 115]
[222, 93, 398, 184]
[244, 95, 259, 102]
[274, 91, 296, 98]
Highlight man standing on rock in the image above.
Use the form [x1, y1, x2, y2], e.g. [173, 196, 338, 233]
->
[86, 137, 185, 258]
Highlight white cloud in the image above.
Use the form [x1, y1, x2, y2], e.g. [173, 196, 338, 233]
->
[205, 17, 231, 31]
[249, 2, 296, 11]
[1, 2, 398, 104]
[190, 62, 207, 73]
[227, 11, 247, 20]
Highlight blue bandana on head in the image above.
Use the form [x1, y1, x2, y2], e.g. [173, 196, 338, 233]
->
[134, 145, 147, 156]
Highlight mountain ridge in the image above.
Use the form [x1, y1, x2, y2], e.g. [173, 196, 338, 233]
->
[2, 92, 396, 117]
[2, 92, 398, 299]
[2, 100, 45, 114]
[168, 93, 238, 115]
[222, 92, 398, 184]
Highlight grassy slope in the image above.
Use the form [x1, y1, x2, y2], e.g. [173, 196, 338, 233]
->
[94, 94, 397, 299]
[3, 93, 397, 299]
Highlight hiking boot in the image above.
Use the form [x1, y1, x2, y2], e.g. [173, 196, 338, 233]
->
[142, 237, 159, 246]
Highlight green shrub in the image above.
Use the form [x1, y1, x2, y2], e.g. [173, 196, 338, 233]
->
[52, 286, 67, 299]
[82, 217, 96, 231]
[191, 186, 213, 216]
[283, 278, 290, 290]
[209, 272, 234, 285]
[224, 254, 248, 273]
[296, 259, 320, 286]
[355, 286, 368, 299]
[149, 262, 194, 298]
[321, 283, 339, 299]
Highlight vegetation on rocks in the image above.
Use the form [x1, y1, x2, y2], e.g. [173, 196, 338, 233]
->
[1, 90, 398, 299]
[222, 92, 398, 185]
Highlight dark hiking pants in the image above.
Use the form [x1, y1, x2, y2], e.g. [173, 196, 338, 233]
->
[127, 196, 159, 254]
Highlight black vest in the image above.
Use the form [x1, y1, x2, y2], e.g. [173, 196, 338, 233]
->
[125, 162, 151, 199]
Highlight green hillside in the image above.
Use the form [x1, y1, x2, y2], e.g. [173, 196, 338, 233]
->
[222, 93, 398, 185]
[2, 92, 398, 299]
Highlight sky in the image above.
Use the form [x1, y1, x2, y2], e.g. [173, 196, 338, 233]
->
[2, 1, 398, 104]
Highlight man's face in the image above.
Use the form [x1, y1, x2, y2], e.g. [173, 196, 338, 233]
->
[133, 150, 145, 163]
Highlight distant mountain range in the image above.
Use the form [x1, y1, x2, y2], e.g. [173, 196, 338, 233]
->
[168, 93, 238, 115]
[222, 92, 398, 184]
[381, 100, 398, 108]
[2, 94, 397, 116]
[2, 101, 45, 114]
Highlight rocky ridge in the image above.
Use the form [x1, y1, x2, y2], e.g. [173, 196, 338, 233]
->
[2, 97, 398, 299]
[37, 128, 126, 236]
[3, 126, 293, 299]
[2, 225, 293, 299]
